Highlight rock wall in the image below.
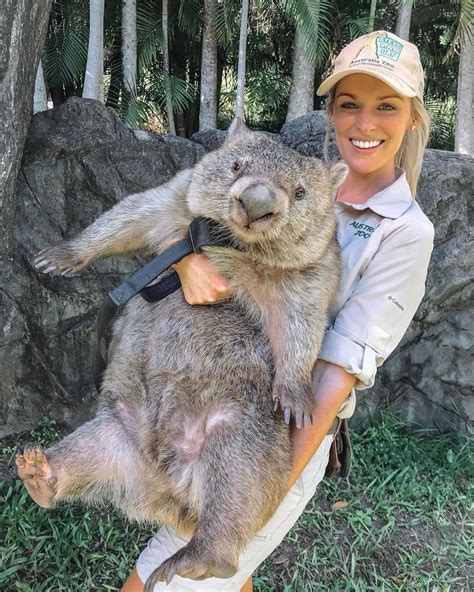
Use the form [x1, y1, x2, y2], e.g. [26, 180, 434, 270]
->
[1, 103, 472, 436]
[1, 98, 205, 437]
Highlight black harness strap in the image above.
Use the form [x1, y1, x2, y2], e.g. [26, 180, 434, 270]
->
[93, 217, 234, 391]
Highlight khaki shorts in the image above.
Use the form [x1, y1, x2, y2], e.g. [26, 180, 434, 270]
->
[136, 434, 333, 591]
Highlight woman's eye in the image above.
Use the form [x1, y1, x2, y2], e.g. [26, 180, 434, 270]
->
[378, 103, 396, 111]
[340, 102, 358, 109]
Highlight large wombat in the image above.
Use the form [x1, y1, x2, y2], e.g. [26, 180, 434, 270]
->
[16, 124, 346, 586]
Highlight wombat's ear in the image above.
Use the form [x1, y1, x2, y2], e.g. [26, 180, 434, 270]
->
[225, 117, 251, 143]
[329, 161, 349, 199]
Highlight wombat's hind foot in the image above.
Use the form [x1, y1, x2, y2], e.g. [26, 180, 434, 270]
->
[273, 382, 315, 428]
[15, 443, 58, 508]
[144, 543, 237, 589]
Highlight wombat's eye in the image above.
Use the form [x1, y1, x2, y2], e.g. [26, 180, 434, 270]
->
[232, 160, 244, 172]
[295, 186, 306, 200]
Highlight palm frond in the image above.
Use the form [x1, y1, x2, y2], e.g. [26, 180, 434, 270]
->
[282, 0, 334, 67]
[215, 0, 241, 45]
[137, 0, 163, 72]
[424, 95, 456, 150]
[444, 0, 473, 61]
[146, 74, 197, 112]
[43, 3, 89, 87]
[178, 0, 202, 36]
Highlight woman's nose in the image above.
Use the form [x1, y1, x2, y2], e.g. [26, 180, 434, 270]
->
[355, 109, 377, 134]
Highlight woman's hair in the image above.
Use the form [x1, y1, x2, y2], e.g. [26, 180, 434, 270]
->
[324, 88, 431, 197]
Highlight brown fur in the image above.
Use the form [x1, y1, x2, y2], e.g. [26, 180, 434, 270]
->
[19, 127, 346, 585]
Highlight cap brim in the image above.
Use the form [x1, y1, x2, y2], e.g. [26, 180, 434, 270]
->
[316, 68, 417, 98]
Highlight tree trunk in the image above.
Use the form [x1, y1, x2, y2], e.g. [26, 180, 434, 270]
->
[286, 25, 315, 123]
[199, 0, 218, 130]
[0, 0, 53, 253]
[83, 0, 104, 101]
[395, 0, 413, 40]
[0, 0, 52, 436]
[368, 0, 377, 32]
[235, 0, 249, 121]
[122, 0, 137, 98]
[455, 19, 473, 155]
[33, 60, 48, 114]
[162, 0, 176, 134]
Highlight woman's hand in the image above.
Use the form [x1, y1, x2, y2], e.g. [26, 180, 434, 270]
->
[172, 253, 233, 305]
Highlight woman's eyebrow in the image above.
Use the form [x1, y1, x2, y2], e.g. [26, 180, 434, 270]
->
[336, 92, 356, 99]
[378, 95, 403, 101]
[336, 92, 403, 101]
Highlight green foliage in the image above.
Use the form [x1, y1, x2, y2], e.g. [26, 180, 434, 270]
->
[283, 0, 334, 66]
[40, 0, 466, 148]
[43, 1, 89, 91]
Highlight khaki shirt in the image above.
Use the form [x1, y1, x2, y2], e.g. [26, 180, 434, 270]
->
[319, 171, 435, 419]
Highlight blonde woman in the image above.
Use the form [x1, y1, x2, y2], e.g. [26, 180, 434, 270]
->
[122, 31, 434, 592]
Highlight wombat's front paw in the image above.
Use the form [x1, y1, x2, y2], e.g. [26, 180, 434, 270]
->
[15, 443, 58, 508]
[144, 542, 237, 588]
[273, 382, 315, 428]
[34, 241, 88, 275]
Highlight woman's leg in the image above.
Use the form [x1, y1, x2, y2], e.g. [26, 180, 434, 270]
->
[121, 570, 252, 592]
[121, 569, 143, 592]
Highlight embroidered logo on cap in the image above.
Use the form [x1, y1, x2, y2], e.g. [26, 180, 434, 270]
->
[375, 34, 403, 61]
[349, 32, 404, 71]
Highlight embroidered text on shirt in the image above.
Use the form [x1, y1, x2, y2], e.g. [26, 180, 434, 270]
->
[350, 221, 375, 239]
[387, 295, 404, 311]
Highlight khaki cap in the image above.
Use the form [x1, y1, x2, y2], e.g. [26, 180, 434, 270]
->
[317, 31, 425, 99]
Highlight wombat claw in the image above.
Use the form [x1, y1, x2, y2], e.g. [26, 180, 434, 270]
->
[34, 243, 86, 274]
[144, 547, 237, 589]
[273, 390, 314, 428]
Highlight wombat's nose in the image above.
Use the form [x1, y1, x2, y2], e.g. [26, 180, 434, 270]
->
[238, 183, 276, 223]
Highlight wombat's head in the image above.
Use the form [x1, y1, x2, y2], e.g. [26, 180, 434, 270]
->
[187, 122, 347, 250]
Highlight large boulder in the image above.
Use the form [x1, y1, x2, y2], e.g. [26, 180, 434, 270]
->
[0, 97, 205, 437]
[356, 149, 473, 432]
[279, 110, 339, 160]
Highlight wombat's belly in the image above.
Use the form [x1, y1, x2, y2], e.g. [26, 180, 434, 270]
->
[104, 290, 278, 444]
[101, 292, 287, 526]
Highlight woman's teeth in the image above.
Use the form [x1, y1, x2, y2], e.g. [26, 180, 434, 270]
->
[350, 139, 382, 149]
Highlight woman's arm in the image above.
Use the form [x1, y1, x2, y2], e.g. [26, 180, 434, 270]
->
[287, 359, 356, 489]
[172, 253, 232, 304]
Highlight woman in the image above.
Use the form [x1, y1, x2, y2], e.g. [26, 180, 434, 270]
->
[122, 30, 434, 592]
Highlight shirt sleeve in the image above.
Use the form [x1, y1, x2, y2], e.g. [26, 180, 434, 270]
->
[318, 217, 434, 390]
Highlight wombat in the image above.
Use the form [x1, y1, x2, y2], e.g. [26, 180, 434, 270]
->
[16, 123, 346, 587]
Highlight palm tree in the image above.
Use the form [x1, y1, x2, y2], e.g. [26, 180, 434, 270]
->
[285, 0, 332, 122]
[235, 0, 250, 120]
[455, 11, 473, 154]
[200, 0, 218, 130]
[162, 0, 176, 134]
[34, 61, 48, 113]
[395, 0, 413, 40]
[286, 25, 314, 122]
[368, 0, 377, 32]
[83, 0, 104, 101]
[122, 0, 137, 100]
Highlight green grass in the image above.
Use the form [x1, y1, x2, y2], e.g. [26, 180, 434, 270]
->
[1, 415, 472, 591]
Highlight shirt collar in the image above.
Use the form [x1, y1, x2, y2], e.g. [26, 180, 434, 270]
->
[336, 169, 413, 219]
